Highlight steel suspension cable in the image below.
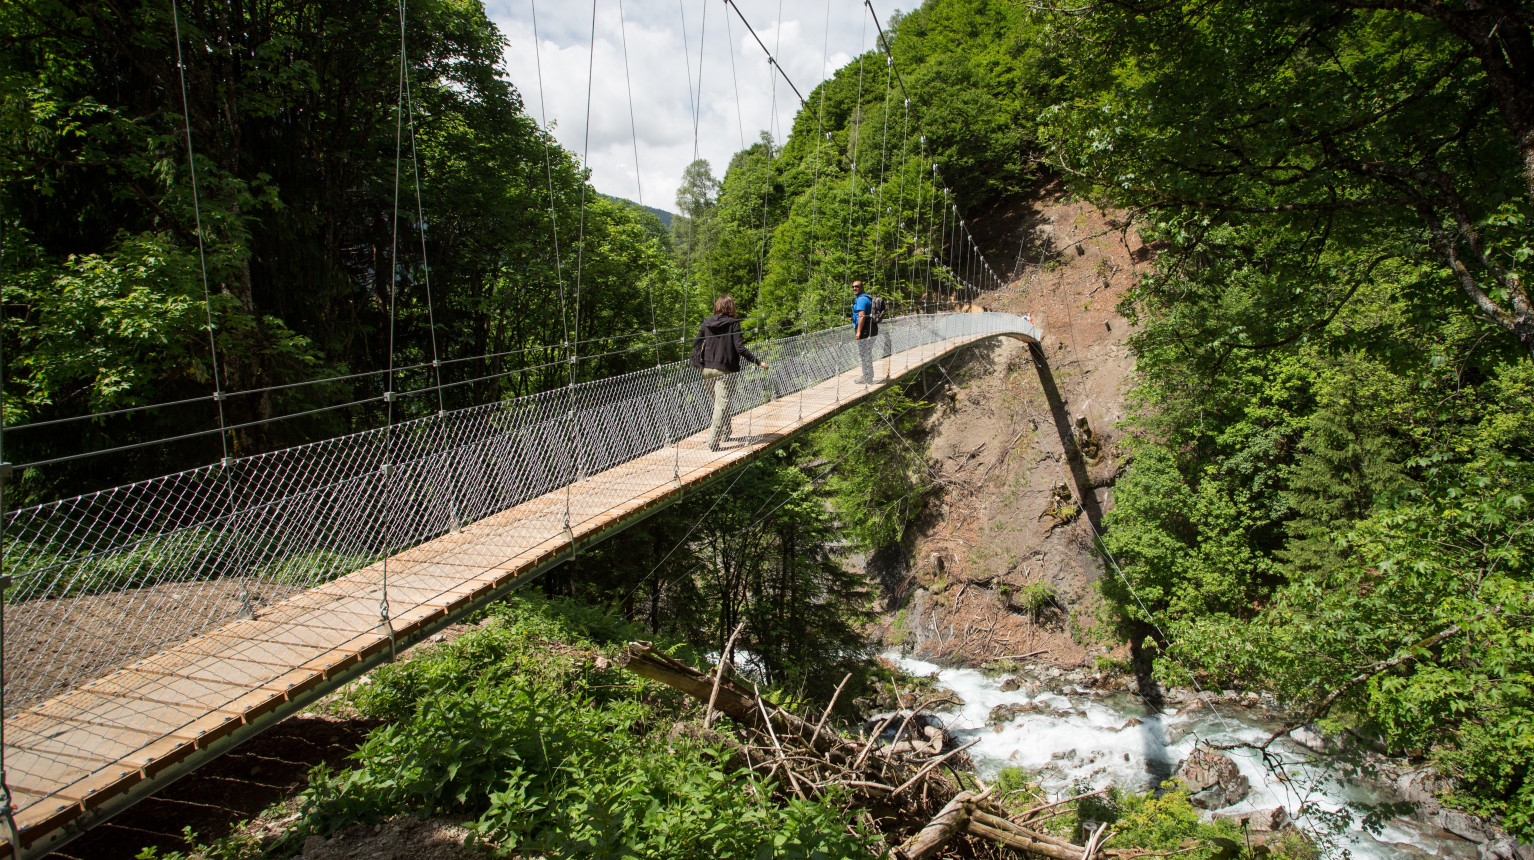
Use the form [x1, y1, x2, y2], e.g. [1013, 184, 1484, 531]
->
[841, 14, 868, 294]
[678, 0, 709, 342]
[865, 2, 1000, 292]
[722, 0, 805, 108]
[565, 0, 600, 527]
[911, 141, 926, 311]
[573, 0, 598, 381]
[750, 0, 785, 315]
[724, 9, 747, 152]
[924, 153, 935, 303]
[615, 0, 660, 367]
[0, 181, 17, 860]
[401, 36, 445, 416]
[170, 0, 230, 465]
[380, 0, 414, 653]
[633, 358, 963, 613]
[871, 49, 894, 294]
[932, 190, 944, 301]
[526, 0, 574, 438]
[893, 97, 911, 301]
[803, 0, 832, 330]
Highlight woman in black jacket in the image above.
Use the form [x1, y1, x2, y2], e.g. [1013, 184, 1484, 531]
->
[692, 295, 768, 451]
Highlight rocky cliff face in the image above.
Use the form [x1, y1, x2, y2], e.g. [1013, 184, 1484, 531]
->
[875, 182, 1148, 668]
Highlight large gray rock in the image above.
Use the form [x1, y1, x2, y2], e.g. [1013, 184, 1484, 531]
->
[1439, 809, 1491, 844]
[1396, 768, 1447, 815]
[988, 700, 1054, 725]
[1481, 838, 1522, 860]
[1214, 806, 1289, 832]
[1177, 748, 1251, 809]
[1289, 725, 1329, 753]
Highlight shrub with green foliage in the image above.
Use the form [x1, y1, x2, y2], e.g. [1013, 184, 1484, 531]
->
[276, 594, 876, 859]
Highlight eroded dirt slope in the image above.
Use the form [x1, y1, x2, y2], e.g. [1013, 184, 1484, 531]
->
[875, 181, 1149, 669]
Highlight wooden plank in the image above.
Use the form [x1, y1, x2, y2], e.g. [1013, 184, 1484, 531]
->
[7, 718, 164, 769]
[13, 791, 83, 846]
[27, 691, 225, 740]
[4, 748, 101, 797]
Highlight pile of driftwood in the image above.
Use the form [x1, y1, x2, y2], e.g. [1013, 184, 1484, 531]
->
[616, 642, 1143, 859]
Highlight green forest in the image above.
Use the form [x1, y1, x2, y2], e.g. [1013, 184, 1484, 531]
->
[4, 0, 1534, 856]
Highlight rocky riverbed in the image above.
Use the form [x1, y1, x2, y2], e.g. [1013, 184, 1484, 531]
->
[884, 653, 1531, 859]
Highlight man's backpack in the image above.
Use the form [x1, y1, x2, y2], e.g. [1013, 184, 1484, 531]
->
[869, 295, 887, 334]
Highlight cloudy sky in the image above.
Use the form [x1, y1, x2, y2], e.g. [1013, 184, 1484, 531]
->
[483, 0, 897, 214]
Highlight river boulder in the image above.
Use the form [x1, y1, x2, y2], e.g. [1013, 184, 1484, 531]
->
[987, 700, 1060, 725]
[1214, 806, 1289, 832]
[1176, 748, 1251, 809]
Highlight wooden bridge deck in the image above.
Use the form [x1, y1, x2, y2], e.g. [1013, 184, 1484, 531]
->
[2, 323, 1028, 856]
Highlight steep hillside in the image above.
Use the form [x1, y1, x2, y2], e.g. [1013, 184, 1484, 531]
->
[876, 182, 1148, 668]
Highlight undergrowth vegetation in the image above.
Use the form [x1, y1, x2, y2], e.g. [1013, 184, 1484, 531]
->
[135, 595, 1312, 860]
[181, 593, 877, 859]
[987, 767, 1319, 860]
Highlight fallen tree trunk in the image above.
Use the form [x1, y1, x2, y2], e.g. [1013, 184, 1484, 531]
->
[617, 642, 845, 757]
[968, 817, 1089, 860]
[894, 790, 979, 860]
[972, 810, 1085, 853]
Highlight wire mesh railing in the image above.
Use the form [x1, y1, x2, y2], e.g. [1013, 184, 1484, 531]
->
[0, 310, 1037, 838]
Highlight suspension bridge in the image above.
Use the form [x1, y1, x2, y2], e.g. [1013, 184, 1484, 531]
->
[0, 0, 1040, 847]
[0, 311, 1039, 857]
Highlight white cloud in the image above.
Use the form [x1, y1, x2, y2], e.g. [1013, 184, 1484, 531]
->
[485, 0, 887, 213]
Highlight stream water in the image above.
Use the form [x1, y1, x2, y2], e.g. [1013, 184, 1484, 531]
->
[888, 653, 1477, 859]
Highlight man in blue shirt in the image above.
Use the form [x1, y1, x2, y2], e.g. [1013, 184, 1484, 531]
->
[851, 280, 875, 383]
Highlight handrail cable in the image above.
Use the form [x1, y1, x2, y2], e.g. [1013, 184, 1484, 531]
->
[4, 329, 679, 433]
[629, 355, 960, 609]
[6, 298, 911, 465]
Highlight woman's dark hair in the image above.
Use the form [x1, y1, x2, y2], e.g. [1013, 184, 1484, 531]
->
[714, 295, 737, 317]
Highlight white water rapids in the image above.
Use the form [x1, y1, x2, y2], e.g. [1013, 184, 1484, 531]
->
[888, 653, 1476, 859]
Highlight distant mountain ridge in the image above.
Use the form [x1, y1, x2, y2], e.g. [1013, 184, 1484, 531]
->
[600, 193, 673, 229]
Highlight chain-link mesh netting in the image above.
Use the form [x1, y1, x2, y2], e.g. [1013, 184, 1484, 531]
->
[0, 312, 1038, 830]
